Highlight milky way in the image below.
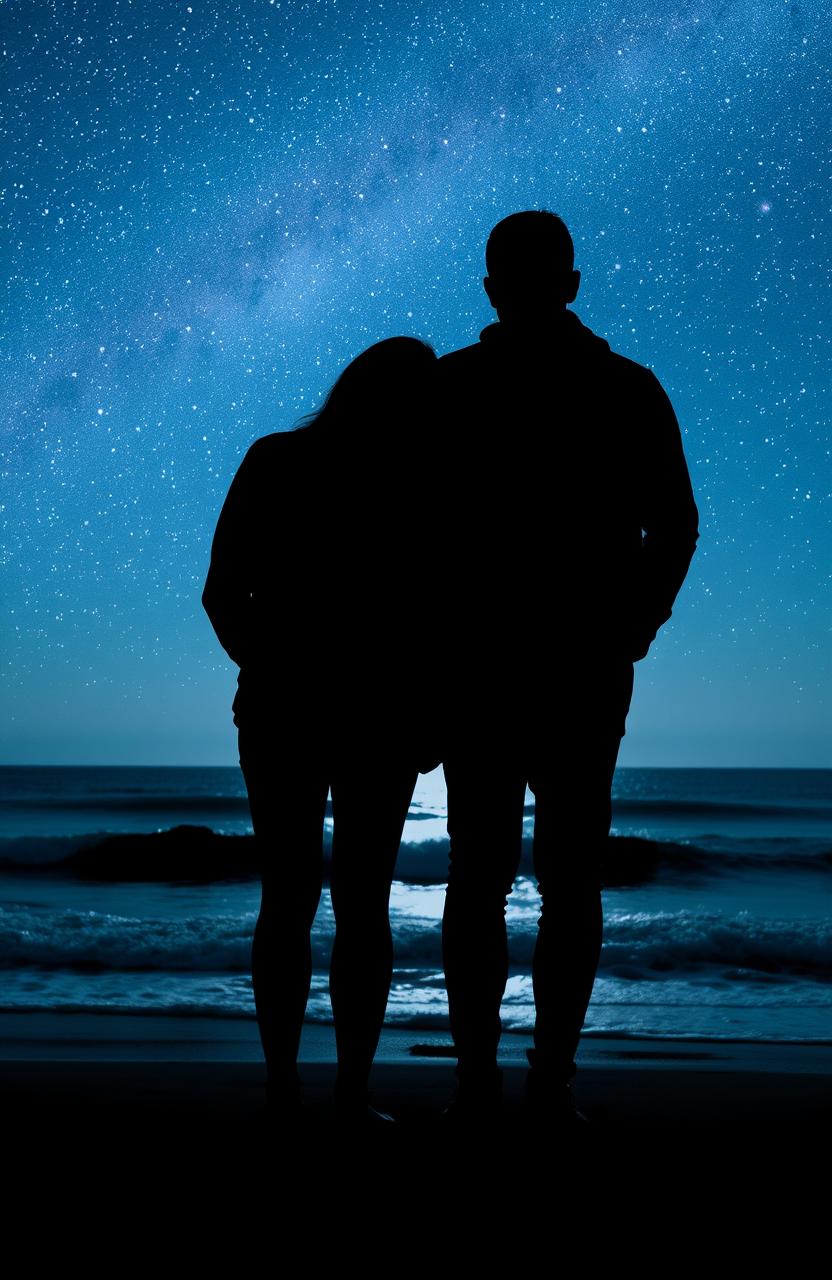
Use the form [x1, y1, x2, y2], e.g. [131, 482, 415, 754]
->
[2, 0, 829, 764]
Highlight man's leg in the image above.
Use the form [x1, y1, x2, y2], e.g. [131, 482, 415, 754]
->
[526, 730, 623, 1089]
[442, 754, 526, 1085]
[239, 725, 329, 1092]
[328, 762, 419, 1101]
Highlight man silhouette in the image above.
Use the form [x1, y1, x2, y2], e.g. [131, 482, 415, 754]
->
[436, 210, 699, 1125]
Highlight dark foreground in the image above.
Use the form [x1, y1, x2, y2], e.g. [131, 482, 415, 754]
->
[1, 1029, 828, 1257]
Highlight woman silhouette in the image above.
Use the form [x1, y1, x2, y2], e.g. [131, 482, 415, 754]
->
[202, 337, 439, 1124]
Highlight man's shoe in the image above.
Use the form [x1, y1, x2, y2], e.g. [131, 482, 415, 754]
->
[440, 1066, 504, 1128]
[521, 1074, 590, 1131]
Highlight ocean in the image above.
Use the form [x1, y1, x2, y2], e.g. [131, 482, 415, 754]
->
[0, 766, 829, 1044]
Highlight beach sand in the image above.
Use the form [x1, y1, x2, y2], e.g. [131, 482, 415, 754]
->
[2, 1014, 829, 1184]
[2, 1010, 828, 1260]
[3, 1040, 821, 1250]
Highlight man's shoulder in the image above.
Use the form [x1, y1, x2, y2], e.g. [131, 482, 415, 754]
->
[604, 348, 662, 387]
[597, 349, 681, 441]
[436, 327, 661, 384]
[588, 345, 673, 421]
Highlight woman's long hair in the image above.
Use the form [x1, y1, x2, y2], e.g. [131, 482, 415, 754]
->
[293, 336, 436, 433]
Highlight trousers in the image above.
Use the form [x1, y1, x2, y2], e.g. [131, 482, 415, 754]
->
[441, 662, 634, 1084]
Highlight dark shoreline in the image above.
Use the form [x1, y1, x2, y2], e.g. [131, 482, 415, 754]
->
[2, 1016, 829, 1236]
[3, 1040, 830, 1193]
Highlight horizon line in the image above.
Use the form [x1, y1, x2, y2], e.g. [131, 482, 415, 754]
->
[0, 762, 830, 771]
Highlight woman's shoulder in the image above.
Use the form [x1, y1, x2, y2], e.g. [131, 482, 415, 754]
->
[246, 427, 310, 454]
[240, 427, 323, 472]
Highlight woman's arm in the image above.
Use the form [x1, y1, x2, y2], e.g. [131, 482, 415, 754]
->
[201, 439, 264, 668]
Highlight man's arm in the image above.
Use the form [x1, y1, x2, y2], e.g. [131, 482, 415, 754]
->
[628, 372, 700, 660]
[201, 440, 262, 668]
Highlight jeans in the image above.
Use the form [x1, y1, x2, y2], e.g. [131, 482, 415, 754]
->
[441, 662, 634, 1085]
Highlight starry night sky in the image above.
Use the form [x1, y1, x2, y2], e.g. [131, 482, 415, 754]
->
[3, 0, 829, 766]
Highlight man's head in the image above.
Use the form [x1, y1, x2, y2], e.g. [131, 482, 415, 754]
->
[484, 210, 580, 321]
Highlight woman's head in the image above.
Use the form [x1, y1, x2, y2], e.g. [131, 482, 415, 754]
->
[295, 336, 437, 433]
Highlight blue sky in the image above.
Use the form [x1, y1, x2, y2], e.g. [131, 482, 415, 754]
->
[2, 0, 829, 765]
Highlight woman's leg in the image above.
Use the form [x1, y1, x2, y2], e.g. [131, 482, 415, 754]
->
[328, 763, 418, 1099]
[239, 727, 329, 1090]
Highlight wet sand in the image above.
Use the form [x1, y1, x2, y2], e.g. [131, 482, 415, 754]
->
[2, 1013, 829, 1185]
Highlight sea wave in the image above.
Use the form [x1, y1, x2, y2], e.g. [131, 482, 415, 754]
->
[0, 825, 829, 885]
[605, 798, 832, 819]
[1, 955, 832, 1044]
[0, 902, 829, 982]
[0, 794, 256, 814]
[0, 792, 440, 819]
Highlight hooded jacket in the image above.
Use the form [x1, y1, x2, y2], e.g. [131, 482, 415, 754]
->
[433, 308, 699, 737]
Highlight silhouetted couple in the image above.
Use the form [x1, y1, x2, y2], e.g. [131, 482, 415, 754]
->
[202, 210, 699, 1130]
